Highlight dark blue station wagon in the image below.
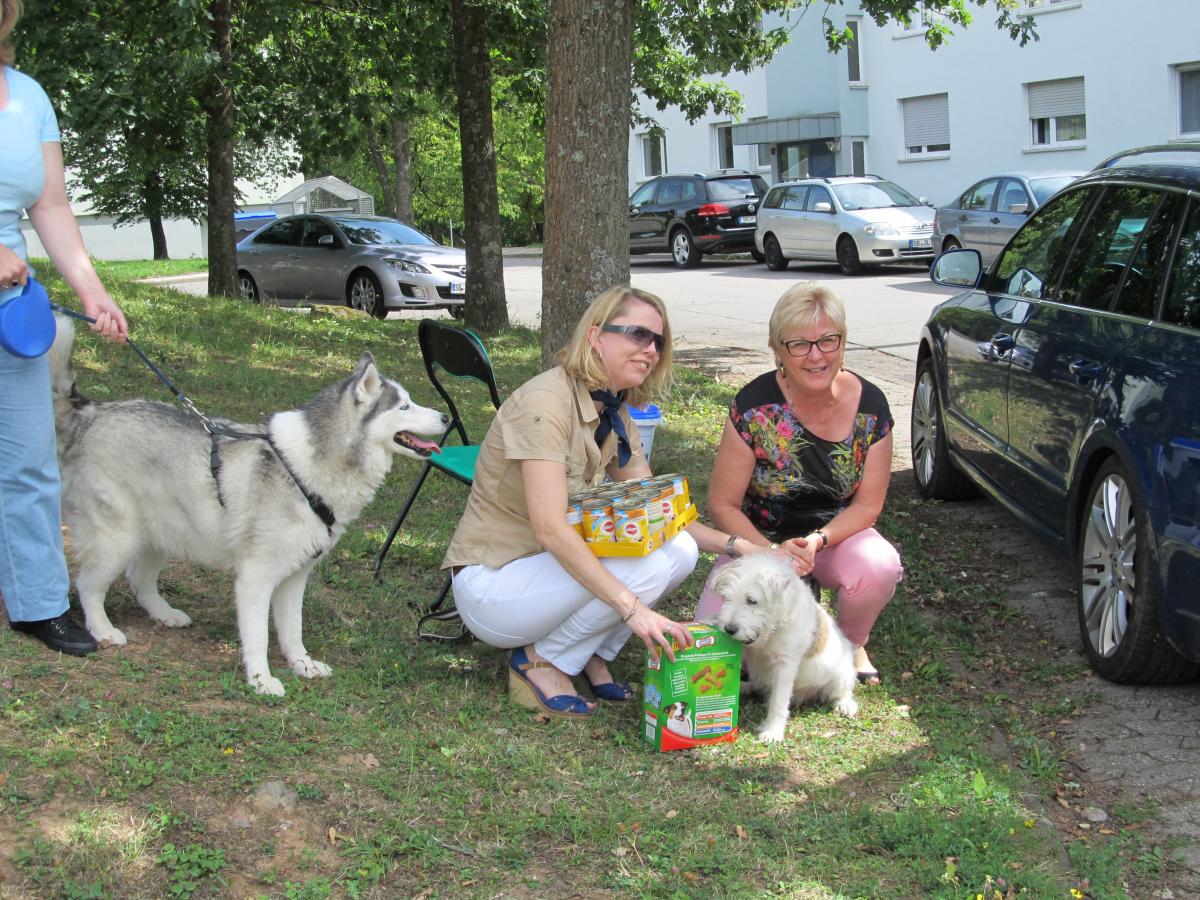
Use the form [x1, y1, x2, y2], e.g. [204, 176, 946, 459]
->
[913, 145, 1200, 685]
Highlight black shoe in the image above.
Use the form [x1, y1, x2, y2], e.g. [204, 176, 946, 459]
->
[10, 613, 98, 656]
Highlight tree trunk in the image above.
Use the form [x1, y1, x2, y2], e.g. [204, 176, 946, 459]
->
[452, 0, 509, 334]
[205, 0, 238, 298]
[366, 117, 398, 218]
[392, 117, 414, 224]
[149, 215, 169, 260]
[541, 0, 632, 367]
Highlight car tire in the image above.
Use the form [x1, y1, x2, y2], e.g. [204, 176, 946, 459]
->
[836, 236, 861, 275]
[238, 271, 260, 304]
[1076, 458, 1198, 684]
[911, 358, 976, 500]
[942, 236, 961, 253]
[764, 235, 789, 271]
[750, 249, 766, 263]
[671, 228, 701, 269]
[348, 270, 387, 320]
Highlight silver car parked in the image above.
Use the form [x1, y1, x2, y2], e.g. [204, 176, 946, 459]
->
[754, 175, 935, 275]
[932, 170, 1085, 266]
[236, 214, 466, 319]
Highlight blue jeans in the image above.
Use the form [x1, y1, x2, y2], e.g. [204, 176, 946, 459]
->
[0, 347, 70, 623]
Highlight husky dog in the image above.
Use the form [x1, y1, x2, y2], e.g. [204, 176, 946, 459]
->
[709, 553, 858, 742]
[50, 316, 448, 696]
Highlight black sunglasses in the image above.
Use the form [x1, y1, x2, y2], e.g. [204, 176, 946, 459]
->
[601, 323, 666, 353]
[782, 333, 842, 357]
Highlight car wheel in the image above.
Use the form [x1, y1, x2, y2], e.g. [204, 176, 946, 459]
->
[942, 236, 961, 253]
[750, 249, 766, 263]
[836, 236, 861, 275]
[1077, 459, 1198, 684]
[911, 358, 976, 500]
[238, 272, 260, 304]
[348, 271, 387, 320]
[671, 229, 701, 269]
[764, 235, 789, 271]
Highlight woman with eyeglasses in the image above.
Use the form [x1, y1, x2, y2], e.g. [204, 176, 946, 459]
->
[444, 286, 761, 718]
[695, 283, 902, 685]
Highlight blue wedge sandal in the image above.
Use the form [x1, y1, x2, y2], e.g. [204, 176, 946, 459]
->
[508, 648, 595, 718]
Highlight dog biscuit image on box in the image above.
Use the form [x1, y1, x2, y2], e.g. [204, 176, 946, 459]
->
[643, 623, 742, 751]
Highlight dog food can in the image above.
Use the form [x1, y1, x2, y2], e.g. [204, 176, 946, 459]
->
[635, 489, 665, 533]
[582, 499, 615, 543]
[613, 497, 649, 543]
[566, 498, 584, 535]
[655, 484, 677, 524]
[670, 474, 691, 513]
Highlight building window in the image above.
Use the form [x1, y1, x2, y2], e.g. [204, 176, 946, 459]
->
[846, 18, 863, 84]
[1178, 64, 1200, 138]
[642, 133, 665, 177]
[852, 140, 866, 176]
[901, 93, 950, 157]
[1027, 77, 1086, 148]
[757, 143, 773, 167]
[718, 125, 734, 169]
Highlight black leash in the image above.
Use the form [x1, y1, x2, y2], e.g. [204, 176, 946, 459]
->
[56, 305, 335, 534]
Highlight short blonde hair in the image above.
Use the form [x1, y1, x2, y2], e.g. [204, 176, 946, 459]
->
[0, 0, 22, 66]
[557, 285, 673, 407]
[768, 283, 847, 353]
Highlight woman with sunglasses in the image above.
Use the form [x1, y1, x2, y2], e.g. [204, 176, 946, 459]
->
[695, 283, 903, 685]
[444, 286, 763, 718]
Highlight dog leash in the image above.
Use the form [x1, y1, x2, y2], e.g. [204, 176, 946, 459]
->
[55, 305, 335, 534]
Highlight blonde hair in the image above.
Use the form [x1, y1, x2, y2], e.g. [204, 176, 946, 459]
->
[768, 283, 848, 353]
[0, 0, 21, 67]
[557, 285, 673, 407]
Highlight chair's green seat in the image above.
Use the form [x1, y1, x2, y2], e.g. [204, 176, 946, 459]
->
[429, 445, 479, 482]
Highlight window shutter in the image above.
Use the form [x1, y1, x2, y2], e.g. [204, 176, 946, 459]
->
[902, 94, 950, 147]
[1028, 77, 1085, 119]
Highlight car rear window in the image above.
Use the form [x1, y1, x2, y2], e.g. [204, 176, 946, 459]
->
[706, 177, 767, 200]
[1028, 176, 1080, 205]
[832, 181, 922, 210]
[334, 218, 436, 246]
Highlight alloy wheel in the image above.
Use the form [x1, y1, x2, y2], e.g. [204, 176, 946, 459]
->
[1079, 472, 1138, 658]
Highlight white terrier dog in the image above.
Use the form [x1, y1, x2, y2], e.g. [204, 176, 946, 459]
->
[709, 553, 858, 742]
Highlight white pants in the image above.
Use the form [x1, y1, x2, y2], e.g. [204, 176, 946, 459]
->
[451, 532, 699, 675]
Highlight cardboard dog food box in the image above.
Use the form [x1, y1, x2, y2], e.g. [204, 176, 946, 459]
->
[643, 623, 742, 751]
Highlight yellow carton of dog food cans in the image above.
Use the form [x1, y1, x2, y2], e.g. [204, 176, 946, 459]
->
[643, 623, 742, 751]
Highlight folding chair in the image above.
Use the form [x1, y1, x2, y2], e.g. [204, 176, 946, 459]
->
[374, 318, 502, 640]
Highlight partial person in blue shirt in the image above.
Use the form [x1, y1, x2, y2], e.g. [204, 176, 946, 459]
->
[1, 0, 128, 656]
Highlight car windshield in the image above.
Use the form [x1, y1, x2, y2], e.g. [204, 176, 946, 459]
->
[832, 181, 922, 210]
[1028, 176, 1079, 205]
[706, 176, 767, 200]
[332, 218, 436, 246]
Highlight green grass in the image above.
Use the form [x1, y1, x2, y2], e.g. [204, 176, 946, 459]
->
[73, 257, 208, 280]
[0, 267, 1161, 897]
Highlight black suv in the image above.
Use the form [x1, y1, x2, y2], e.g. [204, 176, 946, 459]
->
[628, 170, 770, 268]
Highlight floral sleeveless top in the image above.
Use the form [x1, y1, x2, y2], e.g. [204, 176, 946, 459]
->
[730, 371, 893, 541]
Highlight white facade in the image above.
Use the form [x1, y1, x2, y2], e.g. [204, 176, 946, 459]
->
[628, 0, 1200, 205]
[21, 171, 305, 261]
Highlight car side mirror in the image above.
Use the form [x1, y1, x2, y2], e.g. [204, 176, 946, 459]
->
[1008, 203, 1030, 215]
[813, 201, 833, 213]
[920, 197, 933, 206]
[318, 234, 335, 247]
[930, 248, 983, 288]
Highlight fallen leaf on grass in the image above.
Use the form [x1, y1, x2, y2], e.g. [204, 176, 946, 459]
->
[328, 827, 339, 845]
[735, 825, 749, 840]
[612, 847, 629, 857]
[665, 809, 678, 819]
[359, 753, 380, 768]
[537, 803, 554, 817]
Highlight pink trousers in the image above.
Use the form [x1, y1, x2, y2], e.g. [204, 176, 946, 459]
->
[695, 527, 902, 647]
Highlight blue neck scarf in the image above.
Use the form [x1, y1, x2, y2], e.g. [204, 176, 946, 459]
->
[590, 388, 632, 468]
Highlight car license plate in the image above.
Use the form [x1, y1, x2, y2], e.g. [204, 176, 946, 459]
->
[739, 216, 757, 225]
[449, 281, 465, 295]
[909, 238, 932, 249]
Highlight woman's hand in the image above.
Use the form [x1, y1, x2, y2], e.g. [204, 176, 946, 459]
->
[778, 536, 819, 576]
[0, 245, 29, 289]
[626, 602, 694, 663]
[81, 292, 128, 344]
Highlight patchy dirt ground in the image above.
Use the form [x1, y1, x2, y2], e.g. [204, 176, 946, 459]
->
[676, 341, 1200, 898]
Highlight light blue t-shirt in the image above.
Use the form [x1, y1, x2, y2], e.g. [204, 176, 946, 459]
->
[0, 67, 60, 302]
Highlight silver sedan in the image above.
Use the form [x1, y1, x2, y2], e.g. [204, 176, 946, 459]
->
[236, 214, 466, 319]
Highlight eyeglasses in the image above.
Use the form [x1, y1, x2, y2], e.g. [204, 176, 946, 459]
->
[601, 323, 665, 353]
[782, 333, 842, 357]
